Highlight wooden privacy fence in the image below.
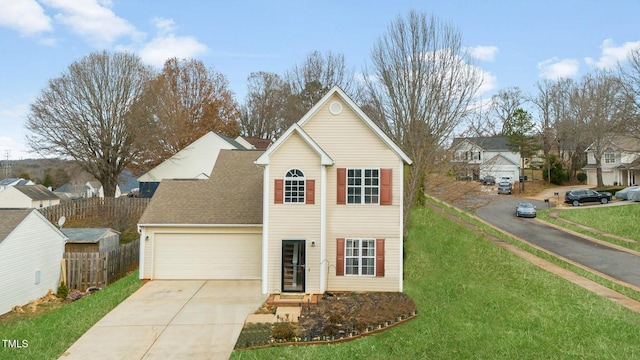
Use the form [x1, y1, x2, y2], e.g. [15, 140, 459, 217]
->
[63, 239, 139, 291]
[39, 197, 150, 224]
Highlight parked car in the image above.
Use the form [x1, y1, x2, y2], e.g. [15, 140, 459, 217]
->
[482, 176, 496, 185]
[515, 202, 537, 218]
[614, 186, 640, 200]
[564, 189, 612, 206]
[497, 182, 512, 195]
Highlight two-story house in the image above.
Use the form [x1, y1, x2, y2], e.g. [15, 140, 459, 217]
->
[137, 86, 412, 295]
[583, 136, 640, 186]
[450, 136, 520, 182]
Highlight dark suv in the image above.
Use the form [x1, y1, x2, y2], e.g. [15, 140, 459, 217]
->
[564, 189, 612, 206]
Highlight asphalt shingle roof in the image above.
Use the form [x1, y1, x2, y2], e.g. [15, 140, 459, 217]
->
[452, 136, 511, 151]
[60, 228, 118, 243]
[14, 185, 59, 200]
[0, 209, 32, 243]
[138, 150, 265, 225]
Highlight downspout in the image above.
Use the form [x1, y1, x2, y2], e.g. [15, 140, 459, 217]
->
[261, 164, 270, 295]
[320, 164, 327, 293]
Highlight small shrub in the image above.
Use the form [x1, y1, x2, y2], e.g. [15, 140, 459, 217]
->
[272, 321, 297, 342]
[576, 172, 587, 183]
[56, 282, 68, 299]
[327, 313, 343, 324]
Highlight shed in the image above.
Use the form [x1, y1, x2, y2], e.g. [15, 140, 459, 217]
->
[0, 209, 66, 315]
[61, 228, 120, 253]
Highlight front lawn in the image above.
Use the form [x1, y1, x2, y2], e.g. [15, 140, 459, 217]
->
[232, 206, 640, 359]
[0, 271, 142, 360]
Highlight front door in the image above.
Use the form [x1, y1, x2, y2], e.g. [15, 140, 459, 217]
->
[282, 240, 305, 292]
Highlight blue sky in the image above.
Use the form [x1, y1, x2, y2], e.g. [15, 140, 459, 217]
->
[1, 0, 639, 160]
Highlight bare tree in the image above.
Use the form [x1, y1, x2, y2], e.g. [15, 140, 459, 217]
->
[363, 11, 482, 231]
[573, 70, 629, 187]
[619, 47, 640, 137]
[25, 51, 154, 197]
[240, 71, 292, 141]
[284, 51, 355, 123]
[140, 58, 240, 170]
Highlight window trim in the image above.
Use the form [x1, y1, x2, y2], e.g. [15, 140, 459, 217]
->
[346, 168, 380, 205]
[344, 238, 376, 276]
[284, 168, 305, 204]
[604, 149, 615, 164]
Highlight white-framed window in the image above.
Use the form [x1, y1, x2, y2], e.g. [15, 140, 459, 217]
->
[284, 169, 305, 203]
[347, 169, 379, 204]
[472, 151, 481, 161]
[345, 238, 376, 275]
[604, 149, 615, 164]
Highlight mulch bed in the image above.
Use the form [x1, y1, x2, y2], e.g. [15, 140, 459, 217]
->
[235, 292, 418, 349]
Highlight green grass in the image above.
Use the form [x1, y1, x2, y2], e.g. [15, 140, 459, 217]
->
[536, 205, 640, 253]
[554, 203, 640, 242]
[232, 207, 640, 359]
[0, 271, 142, 360]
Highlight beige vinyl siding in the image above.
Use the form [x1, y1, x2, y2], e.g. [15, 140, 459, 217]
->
[327, 237, 402, 292]
[267, 132, 322, 293]
[141, 226, 261, 280]
[303, 95, 404, 292]
[0, 213, 65, 315]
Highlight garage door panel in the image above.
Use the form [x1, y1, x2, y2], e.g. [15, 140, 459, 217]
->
[154, 233, 261, 280]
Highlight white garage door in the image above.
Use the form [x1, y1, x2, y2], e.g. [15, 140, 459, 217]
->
[153, 233, 261, 280]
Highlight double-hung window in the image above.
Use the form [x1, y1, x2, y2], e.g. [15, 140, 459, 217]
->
[284, 169, 305, 203]
[345, 238, 376, 275]
[604, 149, 615, 164]
[347, 169, 379, 204]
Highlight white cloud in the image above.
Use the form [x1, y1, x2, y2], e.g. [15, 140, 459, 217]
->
[41, 0, 142, 47]
[135, 18, 207, 68]
[0, 0, 52, 36]
[537, 57, 580, 80]
[478, 69, 498, 95]
[585, 39, 640, 69]
[465, 46, 499, 62]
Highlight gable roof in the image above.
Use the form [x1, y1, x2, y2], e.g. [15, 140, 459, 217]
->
[13, 184, 58, 200]
[483, 153, 519, 166]
[452, 136, 512, 152]
[61, 228, 120, 243]
[0, 209, 64, 244]
[585, 136, 640, 153]
[0, 178, 32, 187]
[297, 86, 412, 164]
[139, 150, 265, 225]
[0, 209, 32, 243]
[138, 131, 248, 182]
[256, 124, 334, 165]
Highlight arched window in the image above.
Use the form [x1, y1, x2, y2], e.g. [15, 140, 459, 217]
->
[284, 169, 305, 203]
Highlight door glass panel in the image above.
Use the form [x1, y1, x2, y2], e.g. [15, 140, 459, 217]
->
[282, 240, 305, 292]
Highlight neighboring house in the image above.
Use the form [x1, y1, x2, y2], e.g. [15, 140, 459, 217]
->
[0, 178, 35, 192]
[451, 136, 520, 182]
[85, 181, 121, 198]
[61, 228, 120, 253]
[0, 209, 66, 315]
[583, 136, 640, 186]
[0, 185, 61, 209]
[54, 183, 86, 200]
[138, 86, 412, 295]
[137, 132, 249, 198]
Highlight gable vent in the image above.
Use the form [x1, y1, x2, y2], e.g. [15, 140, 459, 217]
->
[329, 101, 343, 115]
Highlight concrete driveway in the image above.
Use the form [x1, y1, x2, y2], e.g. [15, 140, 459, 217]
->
[59, 280, 267, 360]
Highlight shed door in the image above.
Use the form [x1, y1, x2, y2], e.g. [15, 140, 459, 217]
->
[153, 233, 261, 280]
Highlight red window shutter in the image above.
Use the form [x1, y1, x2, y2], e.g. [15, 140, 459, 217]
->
[306, 180, 315, 204]
[336, 238, 345, 276]
[380, 169, 392, 205]
[274, 179, 283, 204]
[337, 168, 346, 204]
[376, 238, 385, 277]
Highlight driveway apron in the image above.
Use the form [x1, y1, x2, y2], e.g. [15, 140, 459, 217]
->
[59, 280, 267, 360]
